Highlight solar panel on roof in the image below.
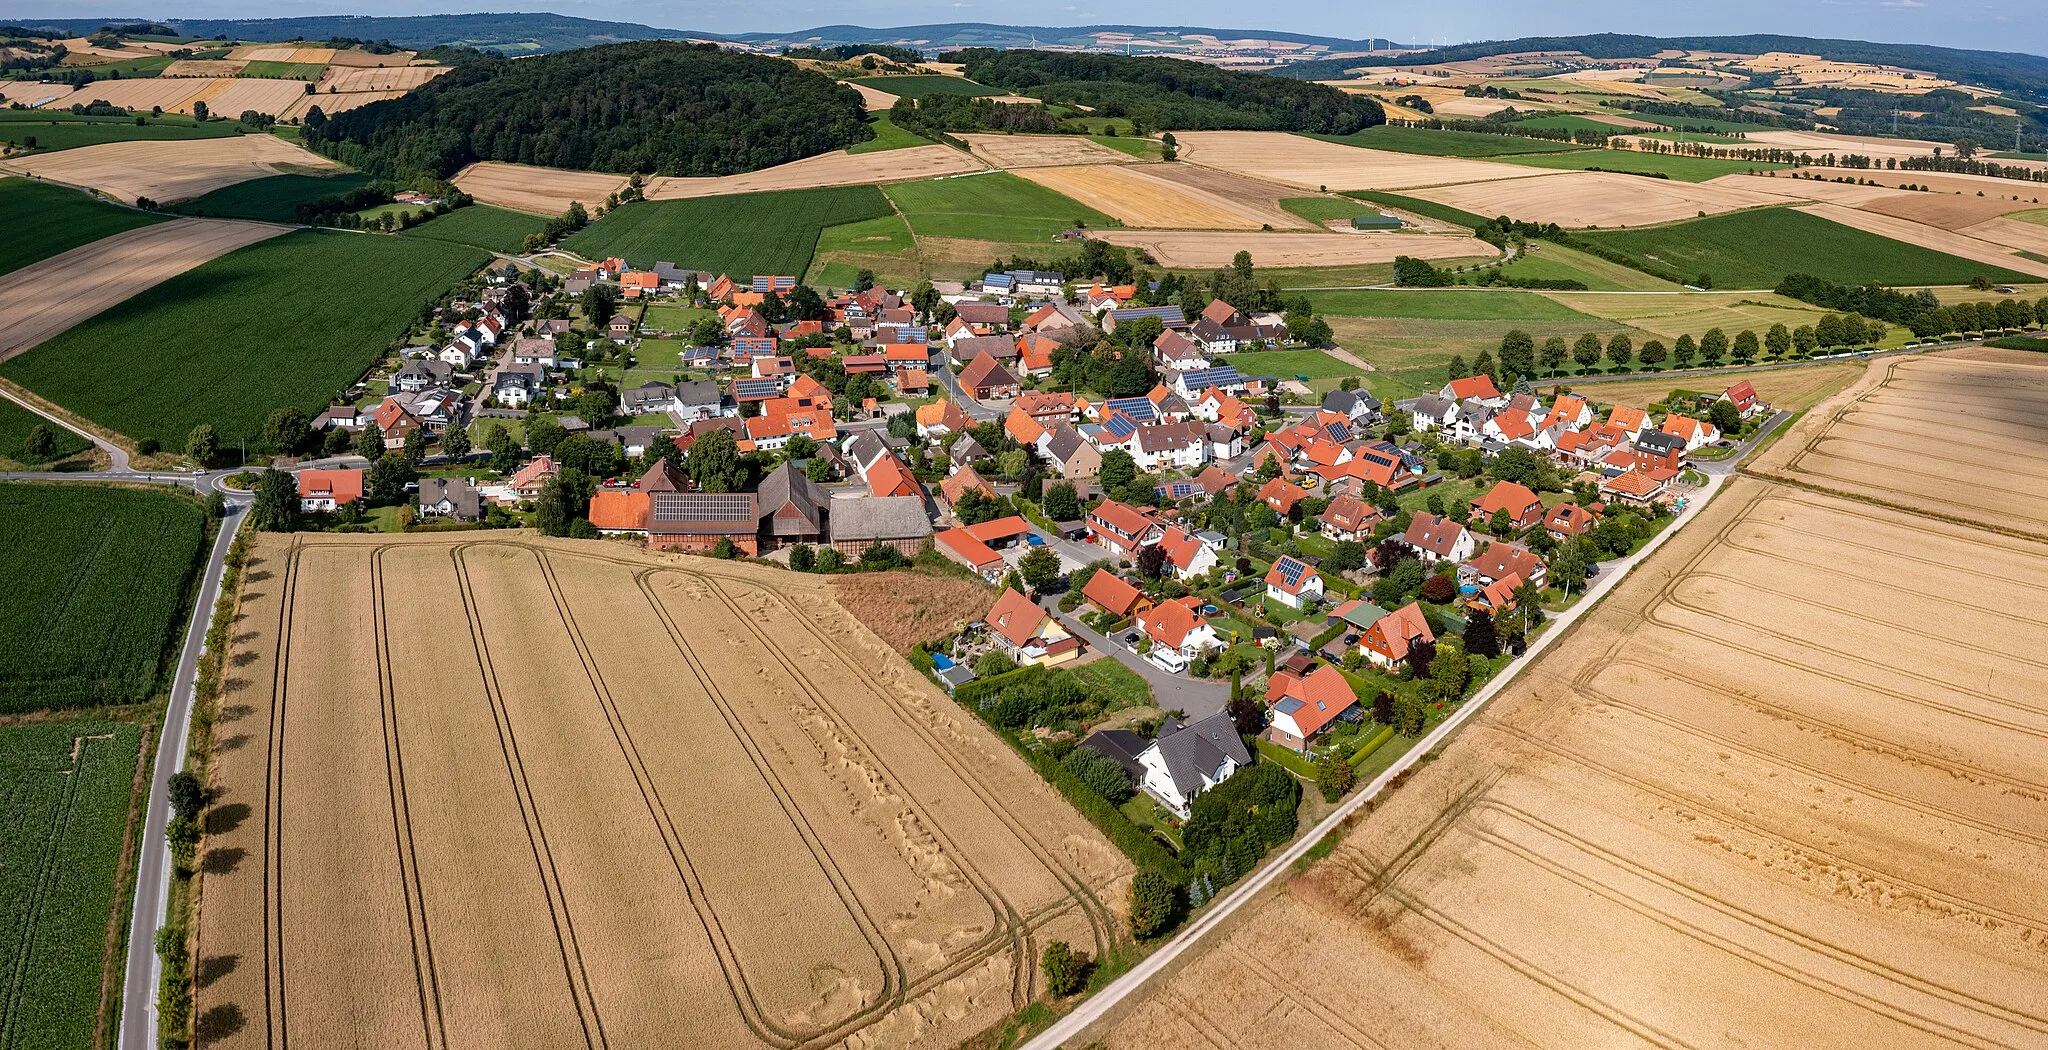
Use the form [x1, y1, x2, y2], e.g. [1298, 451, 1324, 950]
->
[1105, 414, 1139, 438]
[653, 492, 752, 522]
[1275, 557, 1307, 587]
[1104, 398, 1158, 423]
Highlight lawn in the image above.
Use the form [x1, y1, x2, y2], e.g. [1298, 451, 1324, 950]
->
[1089, 134, 1157, 159]
[0, 400, 90, 468]
[1281, 197, 1382, 226]
[1305, 288, 1609, 322]
[846, 114, 931, 154]
[562, 185, 895, 278]
[1578, 207, 2034, 289]
[1494, 148, 1792, 182]
[885, 171, 1114, 242]
[0, 482, 206, 711]
[1502, 241, 1681, 291]
[3, 230, 487, 448]
[172, 171, 375, 222]
[1071, 658, 1154, 710]
[0, 110, 239, 153]
[402, 203, 547, 253]
[1308, 125, 1589, 158]
[238, 59, 326, 79]
[0, 719, 147, 1050]
[848, 74, 995, 98]
[639, 304, 717, 332]
[1218, 348, 1358, 381]
[0, 177, 166, 278]
[808, 211, 921, 288]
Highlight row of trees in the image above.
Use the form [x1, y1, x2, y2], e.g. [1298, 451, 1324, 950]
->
[1452, 319, 1889, 390]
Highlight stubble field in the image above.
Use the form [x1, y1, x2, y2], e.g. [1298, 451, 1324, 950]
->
[196, 535, 1130, 1050]
[1410, 169, 1789, 228]
[1099, 349, 2048, 1050]
[0, 135, 342, 205]
[1015, 164, 1267, 229]
[1090, 228, 1498, 268]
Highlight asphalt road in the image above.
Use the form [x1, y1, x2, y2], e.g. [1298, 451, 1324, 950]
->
[930, 347, 1001, 422]
[1041, 596, 1230, 721]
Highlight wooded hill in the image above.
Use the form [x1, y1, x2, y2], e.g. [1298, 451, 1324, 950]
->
[946, 48, 1384, 133]
[305, 42, 873, 180]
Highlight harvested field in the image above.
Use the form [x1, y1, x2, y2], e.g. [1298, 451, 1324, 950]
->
[833, 570, 996, 656]
[1745, 129, 1947, 161]
[960, 133, 1133, 169]
[195, 78, 312, 120]
[1172, 131, 1553, 191]
[1090, 229, 1498, 268]
[1855, 191, 2039, 230]
[645, 145, 984, 200]
[1704, 173, 1912, 207]
[0, 217, 284, 359]
[162, 58, 245, 76]
[1144, 163, 1325, 229]
[1016, 165, 1265, 229]
[1959, 216, 2048, 257]
[228, 45, 335, 63]
[844, 81, 899, 110]
[0, 81, 72, 106]
[319, 64, 447, 92]
[1104, 352, 2048, 1050]
[33, 77, 206, 115]
[1539, 291, 1839, 344]
[1411, 170, 1788, 228]
[1791, 203, 2048, 280]
[196, 535, 1131, 1050]
[0, 135, 342, 204]
[450, 161, 630, 217]
[1570, 361, 1866, 414]
[325, 49, 417, 67]
[278, 90, 406, 120]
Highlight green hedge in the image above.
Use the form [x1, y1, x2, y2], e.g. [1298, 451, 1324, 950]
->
[1348, 724, 1397, 769]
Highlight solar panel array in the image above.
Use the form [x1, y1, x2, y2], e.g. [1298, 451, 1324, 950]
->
[652, 492, 755, 524]
[1104, 412, 1141, 438]
[731, 378, 780, 400]
[1104, 397, 1159, 423]
[1273, 556, 1308, 588]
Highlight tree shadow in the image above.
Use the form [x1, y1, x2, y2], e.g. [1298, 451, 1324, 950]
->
[231, 650, 259, 667]
[219, 703, 253, 723]
[195, 1003, 245, 1041]
[205, 803, 249, 836]
[200, 846, 245, 875]
[196, 954, 238, 989]
[217, 733, 249, 752]
[246, 569, 271, 582]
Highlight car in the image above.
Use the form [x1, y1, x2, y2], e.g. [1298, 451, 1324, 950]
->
[1121, 631, 1141, 650]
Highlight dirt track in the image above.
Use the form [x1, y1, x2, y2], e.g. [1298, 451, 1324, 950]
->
[1102, 350, 2048, 1050]
[0, 136, 342, 204]
[196, 535, 1130, 1050]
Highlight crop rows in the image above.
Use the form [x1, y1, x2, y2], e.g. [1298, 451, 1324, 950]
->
[562, 186, 895, 278]
[0, 178, 166, 279]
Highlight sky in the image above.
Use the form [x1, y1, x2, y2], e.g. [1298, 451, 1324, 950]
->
[5, 0, 2044, 56]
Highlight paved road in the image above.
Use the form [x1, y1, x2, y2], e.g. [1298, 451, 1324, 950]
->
[0, 385, 131, 471]
[1039, 595, 1230, 721]
[929, 347, 1000, 422]
[1696, 409, 1789, 476]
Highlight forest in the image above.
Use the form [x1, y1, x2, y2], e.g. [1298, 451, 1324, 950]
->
[305, 41, 873, 179]
[947, 48, 1384, 134]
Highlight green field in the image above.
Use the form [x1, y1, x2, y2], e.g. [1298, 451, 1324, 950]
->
[1340, 190, 1492, 230]
[0, 718, 146, 1050]
[3, 231, 487, 447]
[172, 171, 375, 222]
[0, 110, 240, 153]
[1309, 125, 1588, 158]
[563, 185, 895, 278]
[848, 74, 994, 98]
[808, 211, 921, 288]
[1281, 197, 1383, 225]
[0, 178, 166, 278]
[1579, 206, 2035, 289]
[0, 400, 91, 468]
[885, 171, 1113, 242]
[1502, 241, 1681, 291]
[1496, 148, 1792, 182]
[402, 203, 546, 253]
[0, 483, 206, 711]
[1626, 113, 1778, 134]
[70, 55, 171, 77]
[1217, 348, 1358, 380]
[1088, 134, 1157, 159]
[846, 114, 931, 154]
[238, 60, 325, 79]
[1305, 288, 1609, 322]
[1991, 151, 2048, 162]
[1509, 114, 1642, 136]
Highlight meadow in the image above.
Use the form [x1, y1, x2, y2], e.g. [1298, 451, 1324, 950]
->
[0, 483, 205, 712]
[0, 178, 167, 278]
[562, 185, 894, 278]
[2, 231, 487, 447]
[1496, 147, 1791, 181]
[401, 203, 546, 254]
[1339, 190, 1492, 230]
[237, 59, 325, 79]
[1508, 113, 1640, 136]
[1500, 240, 1680, 291]
[1578, 206, 2035, 288]
[0, 400, 90, 467]
[1304, 287, 1607, 322]
[1217, 348, 1357, 380]
[0, 110, 239, 153]
[1088, 134, 1157, 159]
[1309, 125, 1587, 158]
[845, 115, 930, 154]
[886, 171, 1113, 242]
[808, 212, 921, 288]
[0, 719, 146, 1050]
[172, 171, 375, 222]
[847, 74, 995, 98]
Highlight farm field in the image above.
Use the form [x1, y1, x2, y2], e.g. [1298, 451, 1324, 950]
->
[195, 535, 1130, 1050]
[0, 718, 147, 1050]
[448, 161, 626, 217]
[1540, 290, 1865, 345]
[808, 212, 921, 289]
[1015, 165, 1265, 229]
[1104, 351, 2048, 1050]
[848, 74, 995, 98]
[1569, 361, 1866, 415]
[238, 60, 324, 79]
[0, 110, 239, 153]
[0, 177, 165, 278]
[0, 217, 286, 361]
[171, 171, 374, 222]
[846, 115, 930, 154]
[2, 230, 485, 447]
[887, 171, 1114, 242]
[1090, 228, 1497, 268]
[0, 482, 206, 712]
[1501, 241, 1682, 291]
[1326, 312, 1629, 396]
[1408, 169, 1791, 228]
[401, 204, 547, 254]
[959, 133, 1134, 169]
[0, 399, 90, 468]
[645, 145, 984, 200]
[1171, 131, 1557, 191]
[1280, 196, 1378, 226]
[563, 186, 895, 278]
[1790, 203, 2048, 280]
[1310, 125, 1590, 158]
[1494, 147, 1793, 181]
[1578, 206, 2038, 288]
[1305, 288, 1608, 322]
[1088, 135, 1157, 160]
[0, 134, 344, 205]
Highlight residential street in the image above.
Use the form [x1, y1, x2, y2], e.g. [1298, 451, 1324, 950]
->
[928, 346, 1000, 421]
[1040, 594, 1230, 720]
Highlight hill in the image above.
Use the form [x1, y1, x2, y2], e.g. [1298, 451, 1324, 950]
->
[947, 49, 1384, 133]
[18, 13, 710, 55]
[732, 22, 1377, 51]
[307, 41, 872, 180]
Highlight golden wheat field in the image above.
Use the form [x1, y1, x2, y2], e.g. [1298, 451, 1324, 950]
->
[1099, 350, 2048, 1050]
[0, 135, 342, 204]
[1170, 130, 1555, 191]
[959, 133, 1133, 169]
[195, 535, 1130, 1050]
[1015, 164, 1266, 229]
[1090, 228, 1498, 267]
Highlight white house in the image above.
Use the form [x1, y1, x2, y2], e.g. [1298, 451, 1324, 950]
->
[1264, 555, 1325, 610]
[1136, 597, 1223, 670]
[1133, 713, 1251, 818]
[1403, 513, 1477, 564]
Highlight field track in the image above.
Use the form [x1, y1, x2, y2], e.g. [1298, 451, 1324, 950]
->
[198, 536, 1126, 1050]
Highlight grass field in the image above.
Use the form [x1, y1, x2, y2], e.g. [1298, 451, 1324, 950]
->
[1089, 134, 1157, 159]
[2, 231, 487, 447]
[808, 212, 921, 288]
[171, 171, 374, 222]
[237, 59, 324, 79]
[1281, 197, 1381, 225]
[1305, 288, 1608, 322]
[1578, 206, 2035, 288]
[1501, 240, 1681, 291]
[1218, 348, 1358, 380]
[562, 185, 894, 278]
[885, 171, 1114, 242]
[1309, 125, 1588, 158]
[402, 203, 546, 254]
[69, 55, 172, 78]
[1339, 190, 1492, 230]
[0, 482, 206, 712]
[0, 110, 239, 153]
[1509, 114, 1641, 136]
[1496, 148, 1792, 182]
[638, 304, 718, 333]
[847, 74, 994, 98]
[0, 718, 146, 1050]
[845, 114, 930, 155]
[0, 400, 90, 468]
[0, 178, 166, 278]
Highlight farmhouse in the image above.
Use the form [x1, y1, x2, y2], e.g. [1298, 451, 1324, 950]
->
[416, 478, 481, 522]
[960, 352, 1021, 400]
[828, 496, 933, 557]
[935, 527, 1006, 581]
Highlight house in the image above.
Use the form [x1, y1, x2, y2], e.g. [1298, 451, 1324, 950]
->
[938, 465, 997, 509]
[1607, 404, 1649, 436]
[1322, 388, 1382, 427]
[959, 352, 1021, 400]
[1082, 571, 1151, 618]
[1264, 556, 1324, 610]
[1722, 380, 1763, 418]
[1662, 414, 1720, 452]
[1258, 477, 1312, 519]
[1135, 596, 1223, 672]
[372, 398, 421, 449]
[1014, 334, 1059, 377]
[953, 301, 1010, 334]
[1170, 365, 1244, 401]
[492, 368, 544, 407]
[312, 404, 360, 431]
[416, 477, 482, 521]
[1153, 526, 1219, 580]
[1441, 374, 1505, 406]
[621, 381, 676, 416]
[755, 462, 830, 548]
[985, 588, 1077, 666]
[828, 495, 933, 557]
[607, 314, 636, 342]
[648, 491, 759, 554]
[1015, 390, 1076, 426]
[1470, 481, 1546, 531]
[1153, 329, 1208, 371]
[1087, 499, 1159, 557]
[507, 455, 556, 500]
[1359, 602, 1435, 670]
[1544, 502, 1599, 541]
[1102, 305, 1188, 333]
[1044, 426, 1102, 479]
[948, 334, 1016, 366]
[1129, 712, 1250, 819]
[1130, 421, 1208, 472]
[863, 452, 922, 499]
[1466, 540, 1547, 589]
[670, 380, 730, 424]
[1469, 573, 1522, 614]
[1318, 495, 1382, 543]
[1601, 468, 1668, 506]
[1005, 408, 1047, 450]
[1263, 665, 1359, 753]
[586, 489, 650, 535]
[1404, 513, 1477, 564]
[392, 358, 454, 394]
[935, 527, 1006, 580]
[1541, 394, 1594, 432]
[297, 468, 364, 512]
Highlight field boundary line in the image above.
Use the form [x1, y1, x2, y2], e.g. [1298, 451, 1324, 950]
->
[97, 721, 154, 1050]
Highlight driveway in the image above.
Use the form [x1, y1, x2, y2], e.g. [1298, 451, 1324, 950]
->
[1696, 409, 1788, 476]
[1039, 595, 1230, 721]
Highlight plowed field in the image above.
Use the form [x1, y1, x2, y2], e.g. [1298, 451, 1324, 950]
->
[196, 536, 1130, 1050]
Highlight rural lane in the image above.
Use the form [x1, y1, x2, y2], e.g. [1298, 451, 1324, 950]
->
[0, 384, 130, 471]
[1018, 468, 1741, 1050]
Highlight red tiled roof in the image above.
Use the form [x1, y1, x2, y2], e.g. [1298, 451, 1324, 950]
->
[1264, 664, 1357, 738]
[936, 527, 1003, 570]
[1363, 602, 1434, 663]
[986, 588, 1050, 648]
[1445, 374, 1502, 401]
[588, 490, 650, 531]
[1082, 571, 1146, 616]
[298, 468, 363, 504]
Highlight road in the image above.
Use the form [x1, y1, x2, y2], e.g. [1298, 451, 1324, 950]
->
[1040, 595, 1231, 721]
[1, 385, 130, 471]
[929, 347, 1001, 422]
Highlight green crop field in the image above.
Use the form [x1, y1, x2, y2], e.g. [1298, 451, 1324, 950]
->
[1502, 241, 1681, 291]
[402, 203, 546, 253]
[846, 114, 931, 154]
[1217, 348, 1358, 380]
[0, 401, 90, 468]
[1340, 190, 1492, 230]
[0, 718, 146, 1050]
[808, 212, 921, 288]
[1308, 125, 1587, 158]
[1088, 134, 1156, 159]
[1578, 207, 2035, 289]
[1305, 288, 1609, 322]
[1282, 197, 1382, 225]
[238, 60, 325, 79]
[563, 185, 894, 279]
[848, 74, 994, 98]
[71, 55, 171, 77]
[0, 483, 206, 712]
[3, 231, 487, 447]
[0, 178, 166, 278]
[172, 171, 374, 222]
[0, 110, 239, 153]
[1510, 114, 1643, 136]
[885, 171, 1113, 242]
[1496, 148, 1791, 182]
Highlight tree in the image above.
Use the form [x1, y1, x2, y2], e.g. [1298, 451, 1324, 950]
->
[353, 421, 384, 461]
[22, 424, 54, 462]
[1445, 354, 1468, 382]
[1159, 130, 1179, 161]
[1699, 327, 1729, 364]
[186, 423, 220, 467]
[1324, 540, 1367, 573]
[1572, 332, 1603, 372]
[710, 536, 737, 559]
[441, 423, 471, 461]
[368, 450, 416, 503]
[581, 283, 621, 327]
[1550, 538, 1587, 595]
[1063, 747, 1132, 803]
[192, 99, 207, 121]
[322, 427, 352, 457]
[168, 771, 206, 823]
[1127, 869, 1181, 939]
[1419, 573, 1457, 604]
[1041, 941, 1087, 997]
[1709, 398, 1743, 433]
[525, 417, 568, 456]
[815, 547, 845, 572]
[1019, 546, 1064, 591]
[1498, 329, 1535, 384]
[1472, 349, 1497, 385]
[787, 543, 816, 572]
[1464, 607, 1500, 659]
[1540, 336, 1568, 376]
[1098, 448, 1137, 492]
[1136, 542, 1168, 580]
[1425, 642, 1470, 701]
[250, 467, 299, 532]
[402, 426, 429, 466]
[860, 542, 905, 570]
[1638, 339, 1668, 369]
[1732, 329, 1760, 364]
[1315, 751, 1357, 803]
[534, 473, 576, 536]
[1042, 482, 1081, 521]
[1673, 333, 1698, 368]
[686, 428, 748, 492]
[263, 406, 309, 455]
[485, 423, 519, 471]
[1765, 323, 1792, 358]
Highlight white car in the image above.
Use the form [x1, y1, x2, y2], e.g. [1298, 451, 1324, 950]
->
[1146, 648, 1189, 674]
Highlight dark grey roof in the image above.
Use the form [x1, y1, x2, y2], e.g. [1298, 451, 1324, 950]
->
[756, 461, 828, 535]
[829, 495, 932, 542]
[1405, 394, 1454, 418]
[417, 478, 481, 520]
[1078, 729, 1148, 784]
[1638, 430, 1685, 455]
[1044, 425, 1088, 464]
[1323, 389, 1381, 416]
[950, 435, 987, 463]
[848, 432, 888, 469]
[1150, 712, 1251, 799]
[674, 379, 723, 406]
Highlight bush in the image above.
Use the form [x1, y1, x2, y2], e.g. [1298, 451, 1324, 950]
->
[1419, 574, 1457, 604]
[1128, 868, 1183, 939]
[1040, 941, 1088, 997]
[1316, 751, 1356, 802]
[1063, 746, 1133, 803]
[1181, 763, 1298, 887]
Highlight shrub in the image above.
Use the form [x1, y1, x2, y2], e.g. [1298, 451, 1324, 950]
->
[1063, 746, 1133, 803]
[1040, 941, 1087, 997]
[1316, 751, 1356, 802]
[1128, 868, 1183, 939]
